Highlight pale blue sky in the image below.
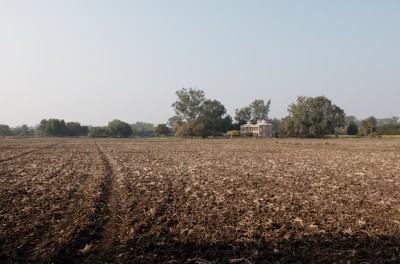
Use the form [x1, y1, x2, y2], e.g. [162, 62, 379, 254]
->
[1, 0, 399, 127]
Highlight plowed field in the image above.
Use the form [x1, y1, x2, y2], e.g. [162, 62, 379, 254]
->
[1, 138, 399, 263]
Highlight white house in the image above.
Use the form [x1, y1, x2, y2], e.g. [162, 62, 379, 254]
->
[240, 120, 275, 138]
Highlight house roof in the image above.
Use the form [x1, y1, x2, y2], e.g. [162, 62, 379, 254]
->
[240, 120, 273, 128]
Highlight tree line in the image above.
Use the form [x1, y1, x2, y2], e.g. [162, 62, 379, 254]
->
[0, 124, 34, 137]
[279, 96, 345, 138]
[0, 119, 169, 138]
[169, 88, 399, 138]
[1, 88, 399, 138]
[88, 121, 168, 137]
[36, 119, 89, 137]
[169, 88, 273, 137]
[170, 88, 347, 138]
[340, 116, 400, 137]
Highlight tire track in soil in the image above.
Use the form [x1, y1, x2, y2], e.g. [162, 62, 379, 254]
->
[85, 144, 121, 263]
[51, 143, 119, 263]
[0, 143, 63, 164]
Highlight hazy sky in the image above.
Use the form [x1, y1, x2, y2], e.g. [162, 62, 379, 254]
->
[1, 0, 399, 127]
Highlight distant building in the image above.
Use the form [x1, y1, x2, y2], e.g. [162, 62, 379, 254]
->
[240, 120, 275, 138]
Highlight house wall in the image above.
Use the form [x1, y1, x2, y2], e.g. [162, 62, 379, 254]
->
[240, 124, 275, 138]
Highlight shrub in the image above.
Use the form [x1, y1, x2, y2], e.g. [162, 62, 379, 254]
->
[242, 131, 254, 137]
[346, 123, 358, 135]
[227, 130, 240, 137]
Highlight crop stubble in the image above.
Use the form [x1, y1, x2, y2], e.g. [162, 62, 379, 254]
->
[0, 138, 399, 263]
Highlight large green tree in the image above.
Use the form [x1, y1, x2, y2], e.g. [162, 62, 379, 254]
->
[167, 116, 180, 132]
[37, 119, 88, 137]
[269, 118, 281, 137]
[345, 116, 359, 127]
[11, 124, 31, 136]
[37, 119, 67, 137]
[359, 116, 377, 136]
[131, 122, 155, 137]
[172, 88, 231, 137]
[155, 124, 170, 136]
[172, 88, 206, 123]
[107, 119, 132, 137]
[198, 99, 228, 137]
[234, 99, 271, 124]
[346, 122, 359, 135]
[21, 124, 30, 136]
[280, 96, 345, 138]
[89, 126, 109, 137]
[234, 106, 252, 124]
[66, 122, 82, 137]
[250, 99, 271, 122]
[0, 124, 11, 136]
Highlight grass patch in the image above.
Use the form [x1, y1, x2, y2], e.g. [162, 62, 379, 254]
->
[380, 135, 400, 139]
